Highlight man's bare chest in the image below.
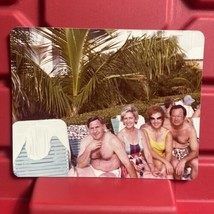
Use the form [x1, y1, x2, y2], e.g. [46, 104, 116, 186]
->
[91, 144, 113, 160]
[171, 129, 189, 145]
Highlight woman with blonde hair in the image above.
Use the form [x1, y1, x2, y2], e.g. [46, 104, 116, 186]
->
[117, 104, 160, 178]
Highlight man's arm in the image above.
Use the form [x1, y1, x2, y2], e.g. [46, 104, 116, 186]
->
[183, 127, 199, 163]
[175, 126, 199, 176]
[77, 137, 101, 168]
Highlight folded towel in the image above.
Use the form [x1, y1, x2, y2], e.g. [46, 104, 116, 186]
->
[25, 124, 52, 160]
[13, 119, 70, 162]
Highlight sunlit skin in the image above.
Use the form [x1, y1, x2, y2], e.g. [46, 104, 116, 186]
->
[76, 118, 137, 178]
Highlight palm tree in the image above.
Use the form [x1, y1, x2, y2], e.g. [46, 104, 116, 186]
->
[110, 33, 186, 101]
[11, 28, 194, 121]
[11, 28, 74, 121]
[33, 28, 138, 115]
[11, 28, 145, 120]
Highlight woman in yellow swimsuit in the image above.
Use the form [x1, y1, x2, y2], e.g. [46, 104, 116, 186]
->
[142, 105, 174, 179]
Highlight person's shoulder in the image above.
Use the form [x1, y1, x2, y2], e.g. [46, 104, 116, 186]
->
[117, 128, 125, 135]
[81, 135, 93, 144]
[140, 123, 149, 129]
[105, 130, 116, 137]
[142, 126, 150, 134]
[162, 126, 171, 133]
[162, 127, 172, 138]
[183, 121, 195, 131]
[183, 121, 197, 140]
[106, 131, 120, 143]
[192, 108, 200, 118]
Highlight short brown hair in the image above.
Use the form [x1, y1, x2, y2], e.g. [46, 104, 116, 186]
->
[170, 105, 187, 117]
[86, 116, 104, 128]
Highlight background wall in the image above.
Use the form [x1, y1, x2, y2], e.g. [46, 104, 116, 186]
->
[0, 0, 214, 213]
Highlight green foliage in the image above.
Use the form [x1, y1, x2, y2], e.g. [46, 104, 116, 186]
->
[64, 102, 149, 132]
[63, 92, 201, 131]
[11, 28, 202, 122]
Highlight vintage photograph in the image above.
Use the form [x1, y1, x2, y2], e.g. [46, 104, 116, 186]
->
[11, 28, 204, 179]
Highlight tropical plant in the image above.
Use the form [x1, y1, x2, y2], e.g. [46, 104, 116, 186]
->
[11, 28, 73, 121]
[107, 32, 187, 101]
[11, 28, 145, 120]
[11, 28, 200, 121]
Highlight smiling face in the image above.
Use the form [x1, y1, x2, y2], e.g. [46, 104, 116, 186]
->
[88, 119, 105, 141]
[122, 111, 136, 129]
[147, 105, 165, 130]
[170, 108, 185, 127]
[149, 112, 163, 129]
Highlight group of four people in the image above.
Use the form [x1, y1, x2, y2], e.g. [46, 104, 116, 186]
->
[70, 103, 199, 180]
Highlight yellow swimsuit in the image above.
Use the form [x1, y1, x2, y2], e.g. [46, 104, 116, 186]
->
[144, 129, 169, 158]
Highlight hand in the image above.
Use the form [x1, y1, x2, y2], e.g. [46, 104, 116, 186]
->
[164, 162, 174, 175]
[175, 159, 186, 176]
[151, 168, 161, 177]
[135, 163, 144, 172]
[87, 140, 102, 152]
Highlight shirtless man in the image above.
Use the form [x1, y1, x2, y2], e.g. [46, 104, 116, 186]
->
[76, 116, 137, 178]
[164, 105, 199, 180]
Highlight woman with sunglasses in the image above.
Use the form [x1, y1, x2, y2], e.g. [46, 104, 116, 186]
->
[117, 104, 160, 178]
[142, 105, 174, 179]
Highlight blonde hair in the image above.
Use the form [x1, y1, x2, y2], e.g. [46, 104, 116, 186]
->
[120, 104, 139, 122]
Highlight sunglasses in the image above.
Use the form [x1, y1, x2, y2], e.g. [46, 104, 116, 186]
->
[150, 116, 163, 121]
